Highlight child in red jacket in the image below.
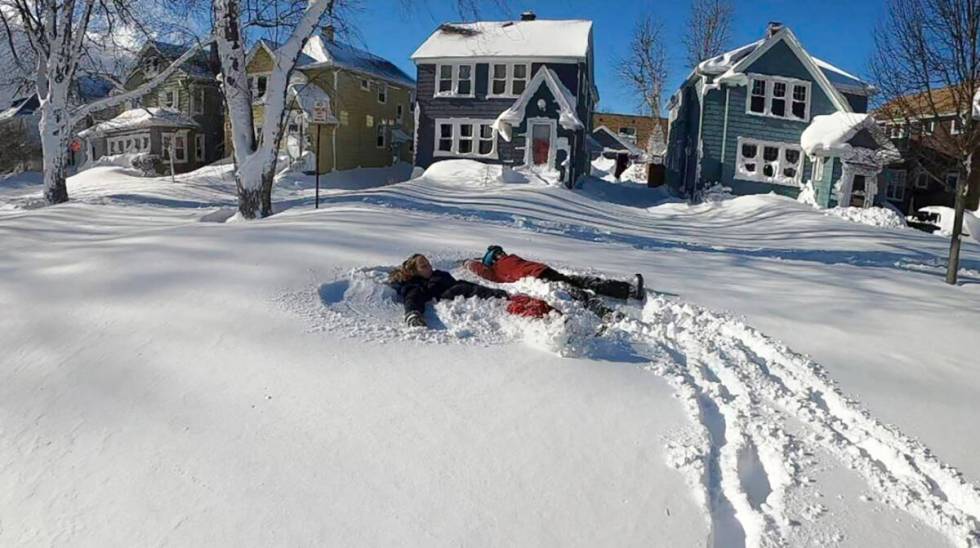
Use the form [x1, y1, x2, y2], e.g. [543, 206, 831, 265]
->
[464, 246, 644, 318]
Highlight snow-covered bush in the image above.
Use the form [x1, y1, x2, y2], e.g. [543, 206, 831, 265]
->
[82, 153, 160, 176]
[796, 181, 820, 208]
[697, 183, 735, 203]
[826, 206, 907, 229]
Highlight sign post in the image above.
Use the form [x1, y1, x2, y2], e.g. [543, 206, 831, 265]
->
[312, 101, 330, 209]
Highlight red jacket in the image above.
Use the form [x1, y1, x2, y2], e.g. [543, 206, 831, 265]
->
[465, 254, 549, 283]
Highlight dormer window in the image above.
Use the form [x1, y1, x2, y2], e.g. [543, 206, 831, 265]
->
[435, 63, 474, 98]
[144, 57, 161, 76]
[249, 75, 268, 102]
[159, 89, 178, 109]
[746, 74, 810, 122]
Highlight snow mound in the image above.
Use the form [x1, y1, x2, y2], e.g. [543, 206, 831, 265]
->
[826, 206, 907, 229]
[419, 159, 528, 187]
[920, 206, 980, 239]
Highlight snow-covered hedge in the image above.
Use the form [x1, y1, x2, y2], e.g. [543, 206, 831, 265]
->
[826, 206, 907, 229]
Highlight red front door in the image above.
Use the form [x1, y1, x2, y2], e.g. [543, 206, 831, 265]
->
[531, 124, 551, 166]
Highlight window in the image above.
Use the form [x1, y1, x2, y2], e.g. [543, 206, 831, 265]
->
[378, 83, 387, 104]
[890, 124, 906, 139]
[945, 171, 960, 190]
[107, 133, 151, 156]
[174, 135, 186, 162]
[365, 114, 374, 128]
[376, 123, 386, 148]
[396, 104, 403, 121]
[195, 134, 205, 161]
[193, 88, 205, 115]
[434, 64, 475, 97]
[361, 79, 370, 91]
[925, 120, 936, 135]
[951, 117, 964, 135]
[250, 75, 268, 101]
[915, 172, 929, 188]
[489, 63, 530, 97]
[736, 137, 803, 185]
[144, 57, 160, 76]
[746, 75, 811, 122]
[885, 170, 906, 201]
[618, 127, 637, 143]
[339, 111, 349, 126]
[433, 118, 497, 158]
[159, 89, 178, 109]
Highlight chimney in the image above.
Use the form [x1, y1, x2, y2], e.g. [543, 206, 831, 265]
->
[520, 11, 536, 21]
[323, 24, 335, 42]
[766, 21, 784, 38]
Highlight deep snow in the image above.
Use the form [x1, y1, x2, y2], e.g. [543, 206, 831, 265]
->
[2, 161, 979, 546]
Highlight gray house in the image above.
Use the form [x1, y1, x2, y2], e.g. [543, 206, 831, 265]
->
[410, 12, 597, 187]
[666, 23, 897, 208]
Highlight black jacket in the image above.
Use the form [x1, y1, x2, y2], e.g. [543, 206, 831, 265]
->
[390, 270, 507, 317]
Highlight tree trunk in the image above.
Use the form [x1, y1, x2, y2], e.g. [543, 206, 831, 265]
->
[235, 155, 277, 218]
[39, 101, 72, 205]
[946, 165, 973, 284]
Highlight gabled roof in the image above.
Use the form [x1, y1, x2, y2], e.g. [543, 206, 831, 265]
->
[876, 85, 972, 119]
[801, 112, 900, 163]
[253, 34, 415, 88]
[0, 95, 39, 121]
[301, 34, 415, 88]
[127, 40, 216, 82]
[0, 75, 114, 122]
[695, 26, 873, 104]
[493, 66, 583, 142]
[592, 126, 644, 156]
[411, 19, 592, 61]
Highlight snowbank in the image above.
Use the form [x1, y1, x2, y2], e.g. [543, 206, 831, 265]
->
[419, 159, 527, 187]
[77, 107, 199, 138]
[826, 206, 907, 229]
[276, 162, 413, 191]
[920, 205, 980, 239]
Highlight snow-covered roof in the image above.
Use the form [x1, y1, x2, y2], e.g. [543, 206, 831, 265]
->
[493, 66, 583, 142]
[298, 35, 415, 88]
[801, 112, 900, 164]
[78, 107, 199, 138]
[0, 95, 39, 121]
[411, 20, 592, 61]
[695, 29, 873, 98]
[592, 126, 644, 156]
[145, 41, 216, 80]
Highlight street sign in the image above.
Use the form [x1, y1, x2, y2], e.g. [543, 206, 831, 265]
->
[312, 101, 330, 125]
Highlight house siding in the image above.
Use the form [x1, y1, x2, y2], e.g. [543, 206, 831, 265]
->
[414, 60, 590, 184]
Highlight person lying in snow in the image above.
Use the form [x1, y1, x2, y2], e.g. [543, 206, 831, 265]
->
[388, 254, 555, 328]
[464, 245, 644, 318]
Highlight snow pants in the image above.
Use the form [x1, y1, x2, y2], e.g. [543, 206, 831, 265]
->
[537, 268, 629, 318]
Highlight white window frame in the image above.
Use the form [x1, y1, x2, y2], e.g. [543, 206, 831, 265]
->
[107, 132, 150, 156]
[812, 156, 826, 181]
[487, 62, 531, 98]
[360, 79, 370, 91]
[159, 88, 179, 109]
[951, 117, 964, 135]
[434, 63, 476, 98]
[944, 171, 960, 190]
[376, 123, 386, 149]
[885, 169, 906, 201]
[195, 134, 206, 161]
[432, 118, 497, 159]
[161, 131, 188, 163]
[192, 87, 205, 115]
[377, 83, 387, 104]
[745, 74, 811, 122]
[250, 73, 270, 103]
[736, 137, 804, 186]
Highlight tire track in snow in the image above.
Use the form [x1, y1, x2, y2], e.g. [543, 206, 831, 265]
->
[626, 296, 980, 547]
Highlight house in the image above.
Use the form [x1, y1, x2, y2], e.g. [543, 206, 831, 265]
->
[410, 12, 597, 187]
[875, 86, 980, 214]
[592, 111, 667, 158]
[243, 25, 416, 174]
[79, 41, 225, 174]
[0, 76, 114, 172]
[666, 22, 892, 208]
[590, 126, 645, 179]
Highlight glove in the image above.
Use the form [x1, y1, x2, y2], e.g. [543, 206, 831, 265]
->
[405, 312, 427, 328]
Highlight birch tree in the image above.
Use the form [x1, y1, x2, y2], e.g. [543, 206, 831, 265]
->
[0, 0, 210, 205]
[213, 0, 335, 219]
[684, 0, 733, 66]
[870, 0, 980, 284]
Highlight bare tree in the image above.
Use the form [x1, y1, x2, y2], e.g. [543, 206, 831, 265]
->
[870, 0, 980, 284]
[684, 0, 733, 67]
[0, 0, 210, 205]
[618, 14, 668, 156]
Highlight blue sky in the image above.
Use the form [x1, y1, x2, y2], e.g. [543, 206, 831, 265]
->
[347, 0, 888, 114]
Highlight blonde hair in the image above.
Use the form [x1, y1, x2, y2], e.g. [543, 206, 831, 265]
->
[388, 254, 427, 284]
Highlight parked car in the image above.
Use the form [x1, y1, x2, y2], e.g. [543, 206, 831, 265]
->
[907, 207, 942, 233]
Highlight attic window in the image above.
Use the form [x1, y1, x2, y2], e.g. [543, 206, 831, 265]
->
[378, 83, 387, 104]
[144, 58, 161, 76]
[361, 79, 370, 91]
[746, 74, 810, 122]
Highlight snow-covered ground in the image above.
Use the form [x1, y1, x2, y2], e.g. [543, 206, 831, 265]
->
[2, 160, 979, 546]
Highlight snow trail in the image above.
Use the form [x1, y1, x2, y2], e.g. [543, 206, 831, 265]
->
[628, 296, 980, 548]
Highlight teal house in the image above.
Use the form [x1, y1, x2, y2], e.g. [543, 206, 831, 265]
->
[666, 23, 898, 207]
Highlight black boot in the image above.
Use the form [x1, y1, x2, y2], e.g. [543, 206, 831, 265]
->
[631, 274, 645, 300]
